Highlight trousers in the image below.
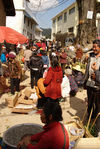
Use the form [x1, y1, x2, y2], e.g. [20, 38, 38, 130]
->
[10, 78, 20, 94]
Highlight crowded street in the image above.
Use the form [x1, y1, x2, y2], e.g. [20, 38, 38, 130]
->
[0, 0, 100, 149]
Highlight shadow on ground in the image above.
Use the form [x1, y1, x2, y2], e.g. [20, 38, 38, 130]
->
[0, 102, 7, 110]
[70, 96, 87, 122]
[21, 74, 29, 82]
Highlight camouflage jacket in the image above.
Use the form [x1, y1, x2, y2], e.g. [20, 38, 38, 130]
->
[8, 59, 22, 78]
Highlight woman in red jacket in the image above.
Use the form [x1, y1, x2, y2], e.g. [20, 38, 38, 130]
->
[44, 55, 63, 101]
[17, 102, 69, 149]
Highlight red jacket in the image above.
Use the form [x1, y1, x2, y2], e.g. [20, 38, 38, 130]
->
[43, 66, 63, 99]
[60, 52, 67, 64]
[27, 122, 69, 149]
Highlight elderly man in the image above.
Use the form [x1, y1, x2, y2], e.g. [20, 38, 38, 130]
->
[84, 40, 100, 136]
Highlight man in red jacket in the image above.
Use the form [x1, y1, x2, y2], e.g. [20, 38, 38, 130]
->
[17, 102, 69, 149]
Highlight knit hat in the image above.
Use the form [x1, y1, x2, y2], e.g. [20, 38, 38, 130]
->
[8, 51, 16, 58]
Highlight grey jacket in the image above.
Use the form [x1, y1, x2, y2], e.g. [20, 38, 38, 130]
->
[84, 56, 100, 88]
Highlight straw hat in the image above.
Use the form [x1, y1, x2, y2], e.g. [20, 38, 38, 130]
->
[73, 65, 82, 72]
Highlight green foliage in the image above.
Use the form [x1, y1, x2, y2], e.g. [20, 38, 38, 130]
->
[41, 28, 51, 39]
[84, 123, 96, 137]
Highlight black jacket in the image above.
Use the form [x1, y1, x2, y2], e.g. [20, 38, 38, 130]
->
[29, 55, 44, 72]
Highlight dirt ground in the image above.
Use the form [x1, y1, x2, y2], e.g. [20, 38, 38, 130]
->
[0, 71, 87, 137]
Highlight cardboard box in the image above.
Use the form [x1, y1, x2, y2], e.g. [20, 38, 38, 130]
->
[11, 108, 33, 114]
[18, 98, 33, 105]
[24, 88, 35, 98]
[5, 93, 18, 108]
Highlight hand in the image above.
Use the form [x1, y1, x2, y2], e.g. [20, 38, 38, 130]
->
[91, 62, 97, 71]
[91, 73, 96, 80]
[18, 75, 20, 79]
[17, 135, 31, 149]
[17, 140, 24, 149]
[23, 136, 31, 146]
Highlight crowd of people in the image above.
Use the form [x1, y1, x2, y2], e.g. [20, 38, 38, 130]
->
[0, 38, 100, 148]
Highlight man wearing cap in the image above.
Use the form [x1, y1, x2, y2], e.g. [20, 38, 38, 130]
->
[8, 52, 22, 95]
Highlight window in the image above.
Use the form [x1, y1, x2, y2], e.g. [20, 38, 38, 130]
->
[27, 31, 29, 36]
[68, 27, 74, 33]
[31, 22, 33, 29]
[64, 12, 67, 22]
[24, 16, 26, 24]
[69, 7, 75, 15]
[30, 33, 32, 39]
[58, 15, 62, 21]
[23, 29, 26, 35]
[28, 20, 30, 26]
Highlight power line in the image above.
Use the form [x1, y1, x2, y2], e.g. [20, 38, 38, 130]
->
[30, 0, 71, 13]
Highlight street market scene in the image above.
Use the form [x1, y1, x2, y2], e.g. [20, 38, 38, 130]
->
[0, 0, 100, 149]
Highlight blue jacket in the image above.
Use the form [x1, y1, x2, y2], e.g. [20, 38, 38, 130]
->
[41, 55, 49, 66]
[0, 53, 6, 63]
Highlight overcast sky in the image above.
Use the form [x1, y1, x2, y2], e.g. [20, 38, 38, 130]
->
[28, 0, 75, 28]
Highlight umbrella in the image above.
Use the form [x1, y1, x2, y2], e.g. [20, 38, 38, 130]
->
[0, 26, 28, 45]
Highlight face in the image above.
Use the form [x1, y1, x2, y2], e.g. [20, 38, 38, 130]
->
[93, 44, 100, 55]
[40, 110, 47, 124]
[62, 49, 64, 52]
[9, 58, 13, 61]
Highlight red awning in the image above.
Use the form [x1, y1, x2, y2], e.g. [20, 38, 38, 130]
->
[0, 26, 28, 44]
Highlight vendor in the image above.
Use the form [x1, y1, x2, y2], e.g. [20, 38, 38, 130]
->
[17, 102, 69, 149]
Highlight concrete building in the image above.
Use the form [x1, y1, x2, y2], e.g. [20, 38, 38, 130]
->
[52, 2, 78, 40]
[6, 0, 42, 40]
[0, 0, 15, 26]
[52, 1, 100, 40]
[35, 27, 43, 40]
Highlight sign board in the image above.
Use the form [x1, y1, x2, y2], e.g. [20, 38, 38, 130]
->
[87, 11, 93, 19]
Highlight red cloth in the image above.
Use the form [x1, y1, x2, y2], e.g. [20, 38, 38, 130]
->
[60, 52, 67, 64]
[36, 42, 42, 48]
[27, 122, 69, 149]
[43, 66, 63, 99]
[41, 43, 46, 50]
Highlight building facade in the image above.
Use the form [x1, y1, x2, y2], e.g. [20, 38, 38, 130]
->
[0, 0, 15, 26]
[6, 0, 42, 40]
[35, 27, 43, 40]
[52, 2, 78, 40]
[52, 1, 100, 40]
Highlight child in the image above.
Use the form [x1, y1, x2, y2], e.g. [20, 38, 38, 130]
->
[61, 70, 71, 109]
[65, 68, 78, 97]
